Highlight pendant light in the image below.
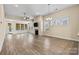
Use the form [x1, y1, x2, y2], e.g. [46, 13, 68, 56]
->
[23, 12, 26, 20]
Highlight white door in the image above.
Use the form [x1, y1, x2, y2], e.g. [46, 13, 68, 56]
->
[0, 19, 6, 52]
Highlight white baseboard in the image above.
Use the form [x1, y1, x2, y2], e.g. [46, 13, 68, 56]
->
[43, 34, 79, 42]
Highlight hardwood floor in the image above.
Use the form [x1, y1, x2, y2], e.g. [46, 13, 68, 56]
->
[0, 33, 79, 55]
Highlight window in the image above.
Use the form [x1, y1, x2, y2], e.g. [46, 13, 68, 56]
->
[25, 24, 27, 29]
[21, 24, 24, 30]
[16, 24, 20, 30]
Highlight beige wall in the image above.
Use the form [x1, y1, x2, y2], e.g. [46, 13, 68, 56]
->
[0, 4, 6, 52]
[0, 5, 5, 18]
[34, 16, 44, 35]
[43, 5, 79, 41]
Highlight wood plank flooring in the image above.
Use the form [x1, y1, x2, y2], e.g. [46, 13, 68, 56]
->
[0, 33, 79, 55]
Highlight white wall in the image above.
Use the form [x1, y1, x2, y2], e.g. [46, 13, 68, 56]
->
[43, 5, 79, 41]
[34, 16, 44, 35]
[0, 5, 6, 52]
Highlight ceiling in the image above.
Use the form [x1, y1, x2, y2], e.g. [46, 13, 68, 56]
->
[4, 4, 75, 17]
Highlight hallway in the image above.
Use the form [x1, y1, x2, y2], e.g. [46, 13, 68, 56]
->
[0, 33, 79, 55]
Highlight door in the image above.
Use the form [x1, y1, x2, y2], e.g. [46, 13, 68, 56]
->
[0, 19, 5, 52]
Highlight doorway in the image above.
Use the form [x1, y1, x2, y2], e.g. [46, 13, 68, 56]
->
[35, 29, 38, 35]
[8, 23, 12, 32]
